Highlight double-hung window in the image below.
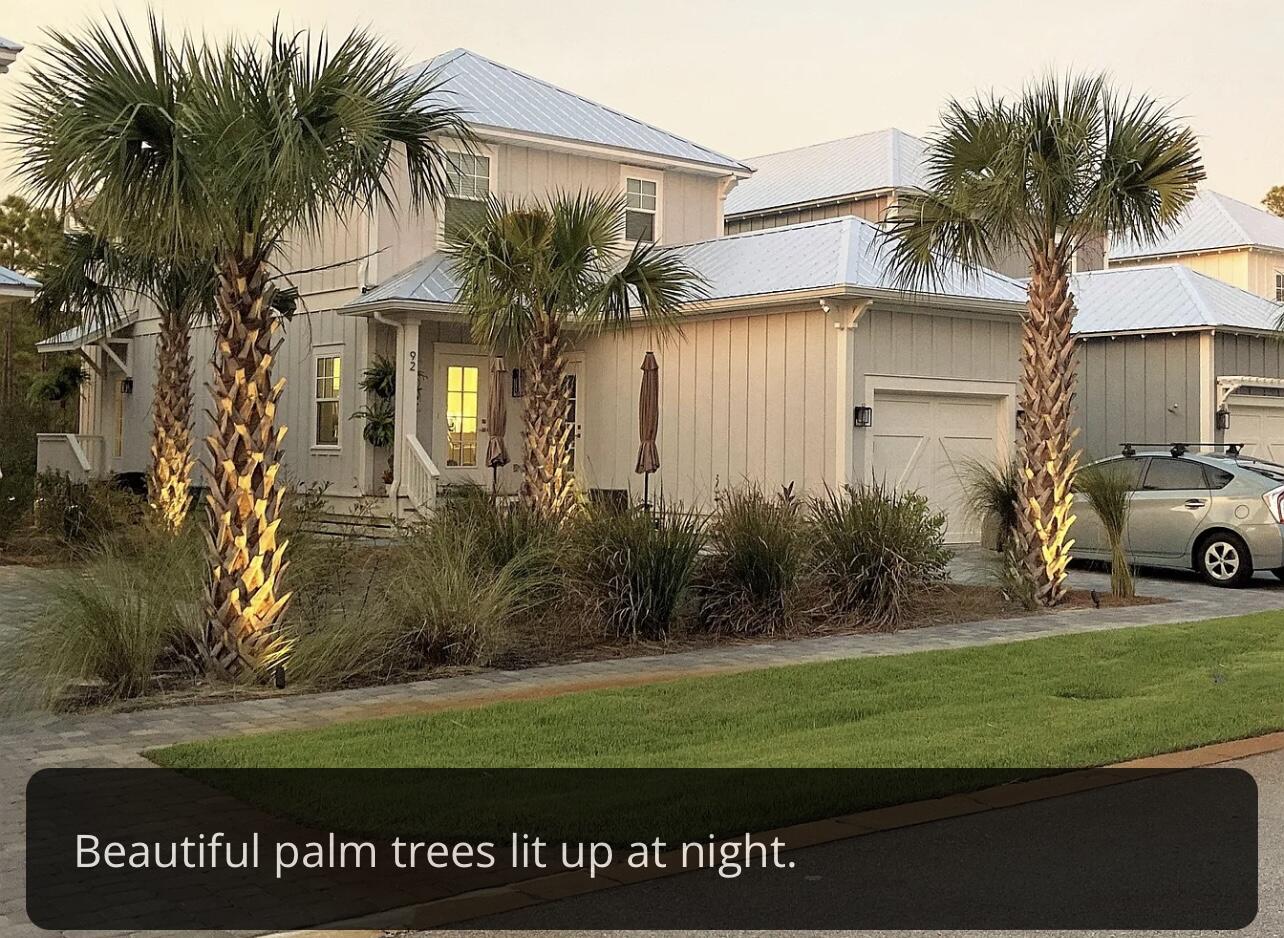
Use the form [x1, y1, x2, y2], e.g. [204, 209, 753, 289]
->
[624, 175, 659, 242]
[444, 150, 491, 240]
[1275, 270, 1284, 303]
[314, 353, 341, 447]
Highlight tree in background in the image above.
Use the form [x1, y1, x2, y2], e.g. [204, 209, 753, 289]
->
[14, 16, 464, 680]
[0, 195, 65, 404]
[884, 74, 1203, 606]
[1264, 186, 1284, 218]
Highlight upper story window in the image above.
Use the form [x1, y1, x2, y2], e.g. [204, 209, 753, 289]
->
[314, 353, 341, 447]
[444, 150, 491, 240]
[623, 173, 660, 243]
[1275, 270, 1283, 302]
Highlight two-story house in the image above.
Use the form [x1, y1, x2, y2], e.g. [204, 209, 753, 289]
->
[38, 49, 1034, 542]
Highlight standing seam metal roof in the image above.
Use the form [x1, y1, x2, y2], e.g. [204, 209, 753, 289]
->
[416, 49, 748, 174]
[1108, 191, 1284, 260]
[724, 128, 927, 217]
[347, 216, 1027, 311]
[1070, 265, 1284, 335]
[0, 264, 38, 290]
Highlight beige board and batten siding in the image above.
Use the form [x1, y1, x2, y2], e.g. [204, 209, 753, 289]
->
[575, 303, 843, 506]
[1073, 332, 1204, 460]
[1109, 249, 1284, 302]
[377, 140, 726, 277]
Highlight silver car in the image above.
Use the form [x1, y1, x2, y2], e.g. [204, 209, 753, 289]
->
[1073, 447, 1284, 587]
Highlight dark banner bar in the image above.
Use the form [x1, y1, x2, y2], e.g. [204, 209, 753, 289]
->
[27, 767, 1256, 930]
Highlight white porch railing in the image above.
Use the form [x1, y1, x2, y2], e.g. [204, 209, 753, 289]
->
[402, 433, 440, 516]
[35, 434, 107, 481]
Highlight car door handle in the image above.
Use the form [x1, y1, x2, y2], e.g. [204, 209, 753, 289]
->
[1183, 499, 1207, 509]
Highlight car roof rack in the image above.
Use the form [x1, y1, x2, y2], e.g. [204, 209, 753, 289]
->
[1120, 442, 1247, 458]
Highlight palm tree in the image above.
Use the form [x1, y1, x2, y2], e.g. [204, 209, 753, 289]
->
[33, 232, 214, 532]
[447, 192, 706, 518]
[13, 17, 465, 678]
[882, 75, 1203, 605]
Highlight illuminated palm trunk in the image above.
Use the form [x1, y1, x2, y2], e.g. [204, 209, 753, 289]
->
[1017, 250, 1080, 606]
[202, 251, 292, 679]
[521, 314, 578, 519]
[147, 308, 194, 532]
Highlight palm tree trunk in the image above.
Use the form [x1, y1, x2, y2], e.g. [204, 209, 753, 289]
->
[1017, 248, 1081, 606]
[147, 308, 194, 532]
[520, 316, 578, 519]
[202, 251, 292, 679]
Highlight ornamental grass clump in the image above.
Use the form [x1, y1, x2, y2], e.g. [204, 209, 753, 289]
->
[0, 524, 203, 711]
[573, 501, 705, 640]
[808, 482, 951, 629]
[1075, 463, 1136, 598]
[961, 458, 1021, 551]
[696, 484, 806, 634]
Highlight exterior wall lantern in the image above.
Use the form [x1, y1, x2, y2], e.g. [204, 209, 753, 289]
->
[511, 368, 525, 398]
[1215, 407, 1231, 431]
[121, 378, 134, 395]
[853, 405, 873, 428]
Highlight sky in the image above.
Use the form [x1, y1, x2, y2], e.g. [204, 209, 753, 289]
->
[0, 0, 1280, 206]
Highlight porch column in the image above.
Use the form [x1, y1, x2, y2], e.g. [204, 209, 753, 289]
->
[830, 299, 871, 486]
[390, 318, 421, 513]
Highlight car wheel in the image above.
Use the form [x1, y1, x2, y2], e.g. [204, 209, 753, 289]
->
[1195, 532, 1253, 588]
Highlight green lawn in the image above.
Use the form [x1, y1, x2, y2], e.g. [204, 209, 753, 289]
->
[153, 612, 1284, 770]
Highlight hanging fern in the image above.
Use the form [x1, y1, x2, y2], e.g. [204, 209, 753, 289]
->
[359, 354, 396, 400]
[351, 396, 395, 448]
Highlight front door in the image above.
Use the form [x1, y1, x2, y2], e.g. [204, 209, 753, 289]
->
[1127, 456, 1212, 561]
[435, 353, 490, 486]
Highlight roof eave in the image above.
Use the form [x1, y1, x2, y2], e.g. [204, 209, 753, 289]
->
[725, 186, 903, 221]
[471, 124, 752, 178]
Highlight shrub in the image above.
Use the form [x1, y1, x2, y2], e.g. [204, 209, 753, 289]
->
[31, 472, 142, 547]
[696, 484, 806, 634]
[961, 457, 1021, 550]
[572, 502, 705, 640]
[0, 524, 203, 710]
[434, 484, 563, 571]
[284, 496, 561, 689]
[1075, 462, 1135, 598]
[807, 483, 951, 628]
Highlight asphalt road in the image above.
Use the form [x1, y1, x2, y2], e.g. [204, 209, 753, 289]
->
[423, 748, 1283, 938]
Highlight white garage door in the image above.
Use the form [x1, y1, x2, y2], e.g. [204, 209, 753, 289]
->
[871, 390, 1005, 543]
[1227, 397, 1284, 463]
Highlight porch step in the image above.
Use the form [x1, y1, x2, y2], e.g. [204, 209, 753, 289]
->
[299, 511, 406, 542]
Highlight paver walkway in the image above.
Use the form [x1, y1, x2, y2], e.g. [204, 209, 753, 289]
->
[2, 559, 1284, 937]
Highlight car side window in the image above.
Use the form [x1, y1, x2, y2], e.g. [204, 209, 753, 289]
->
[1141, 457, 1209, 491]
[1204, 466, 1235, 489]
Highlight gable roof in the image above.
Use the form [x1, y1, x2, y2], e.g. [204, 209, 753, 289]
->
[347, 216, 1026, 313]
[1070, 265, 1283, 336]
[724, 128, 927, 218]
[0, 36, 20, 52]
[1108, 191, 1284, 260]
[416, 49, 748, 175]
[0, 264, 38, 295]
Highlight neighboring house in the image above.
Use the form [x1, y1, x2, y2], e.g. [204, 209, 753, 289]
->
[0, 264, 38, 299]
[1107, 190, 1284, 302]
[723, 128, 1104, 279]
[0, 36, 21, 74]
[1072, 265, 1284, 461]
[37, 49, 1027, 542]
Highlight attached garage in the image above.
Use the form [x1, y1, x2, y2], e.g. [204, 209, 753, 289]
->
[869, 380, 1014, 542]
[1072, 265, 1284, 462]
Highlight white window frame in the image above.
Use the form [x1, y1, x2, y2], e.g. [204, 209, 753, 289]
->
[436, 142, 498, 244]
[312, 346, 343, 452]
[1275, 269, 1284, 303]
[620, 165, 663, 244]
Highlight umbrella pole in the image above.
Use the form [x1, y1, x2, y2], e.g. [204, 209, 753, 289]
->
[643, 472, 650, 512]
[492, 464, 498, 498]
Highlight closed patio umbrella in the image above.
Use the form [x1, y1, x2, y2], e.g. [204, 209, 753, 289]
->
[635, 351, 660, 508]
[486, 355, 510, 494]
